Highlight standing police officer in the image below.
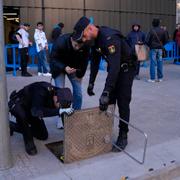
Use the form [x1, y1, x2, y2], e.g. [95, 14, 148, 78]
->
[72, 17, 136, 151]
[9, 81, 74, 155]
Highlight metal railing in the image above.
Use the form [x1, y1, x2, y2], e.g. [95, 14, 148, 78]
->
[107, 112, 148, 164]
[4, 43, 53, 76]
[4, 41, 180, 76]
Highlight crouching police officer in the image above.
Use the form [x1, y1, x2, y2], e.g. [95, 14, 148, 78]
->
[8, 81, 74, 155]
[72, 17, 136, 151]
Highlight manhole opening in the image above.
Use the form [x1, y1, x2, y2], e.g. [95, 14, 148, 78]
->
[46, 141, 64, 163]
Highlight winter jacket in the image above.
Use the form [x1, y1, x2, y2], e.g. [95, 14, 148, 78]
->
[34, 29, 48, 52]
[145, 27, 168, 49]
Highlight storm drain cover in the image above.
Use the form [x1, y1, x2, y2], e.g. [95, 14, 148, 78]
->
[46, 106, 114, 163]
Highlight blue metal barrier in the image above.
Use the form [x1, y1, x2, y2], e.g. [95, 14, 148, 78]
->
[4, 43, 53, 76]
[99, 41, 180, 72]
[99, 58, 107, 71]
[4, 41, 179, 76]
[163, 41, 180, 64]
[5, 44, 20, 76]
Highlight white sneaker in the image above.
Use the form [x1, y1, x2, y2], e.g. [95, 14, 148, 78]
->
[43, 72, 52, 77]
[38, 72, 43, 76]
[157, 79, 163, 82]
[147, 79, 155, 83]
[57, 117, 64, 129]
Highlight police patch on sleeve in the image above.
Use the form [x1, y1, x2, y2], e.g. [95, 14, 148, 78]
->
[108, 45, 116, 54]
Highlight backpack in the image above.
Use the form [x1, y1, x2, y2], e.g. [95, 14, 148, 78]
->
[12, 32, 22, 44]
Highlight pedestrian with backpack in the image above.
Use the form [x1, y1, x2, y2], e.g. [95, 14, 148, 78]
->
[16, 23, 33, 76]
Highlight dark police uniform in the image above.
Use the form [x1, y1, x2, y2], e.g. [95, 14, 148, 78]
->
[8, 81, 72, 155]
[89, 26, 136, 150]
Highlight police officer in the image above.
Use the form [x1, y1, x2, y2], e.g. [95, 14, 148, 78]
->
[9, 81, 74, 155]
[72, 17, 136, 151]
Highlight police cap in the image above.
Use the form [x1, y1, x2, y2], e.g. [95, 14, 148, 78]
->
[72, 16, 90, 41]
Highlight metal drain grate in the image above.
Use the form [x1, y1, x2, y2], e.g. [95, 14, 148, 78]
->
[46, 141, 64, 163]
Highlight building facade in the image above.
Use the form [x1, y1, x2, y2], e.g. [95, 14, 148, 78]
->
[3, 0, 176, 43]
[177, 0, 180, 24]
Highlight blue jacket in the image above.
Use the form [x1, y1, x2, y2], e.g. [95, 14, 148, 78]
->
[127, 25, 145, 48]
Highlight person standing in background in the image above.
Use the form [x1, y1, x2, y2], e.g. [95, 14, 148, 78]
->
[16, 23, 32, 77]
[146, 18, 168, 82]
[34, 22, 51, 77]
[173, 24, 180, 63]
[51, 22, 64, 42]
[127, 23, 145, 80]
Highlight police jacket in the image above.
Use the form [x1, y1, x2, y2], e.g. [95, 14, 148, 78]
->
[50, 33, 90, 79]
[89, 26, 135, 94]
[16, 82, 59, 118]
[145, 27, 168, 49]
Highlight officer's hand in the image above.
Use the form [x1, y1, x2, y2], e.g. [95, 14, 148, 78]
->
[87, 83, 95, 96]
[99, 91, 109, 111]
[59, 108, 74, 116]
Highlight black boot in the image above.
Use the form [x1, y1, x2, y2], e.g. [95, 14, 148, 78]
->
[24, 141, 37, 155]
[21, 71, 32, 77]
[112, 131, 128, 152]
[23, 131, 37, 155]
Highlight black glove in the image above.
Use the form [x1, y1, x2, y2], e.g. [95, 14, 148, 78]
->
[99, 91, 109, 111]
[87, 83, 95, 96]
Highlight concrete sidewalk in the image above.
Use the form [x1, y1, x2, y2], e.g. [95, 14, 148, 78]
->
[0, 62, 180, 180]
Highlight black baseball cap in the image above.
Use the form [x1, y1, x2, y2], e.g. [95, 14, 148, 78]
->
[55, 87, 73, 108]
[72, 16, 90, 41]
[23, 23, 30, 27]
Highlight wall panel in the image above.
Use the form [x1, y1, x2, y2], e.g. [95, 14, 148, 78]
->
[3, 0, 176, 39]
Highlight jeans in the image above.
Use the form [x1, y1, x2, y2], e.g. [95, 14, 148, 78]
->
[37, 50, 48, 73]
[150, 49, 163, 80]
[54, 73, 82, 110]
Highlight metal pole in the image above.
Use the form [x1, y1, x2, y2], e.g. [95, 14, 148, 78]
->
[0, 0, 12, 170]
[41, 0, 45, 27]
[83, 0, 86, 16]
